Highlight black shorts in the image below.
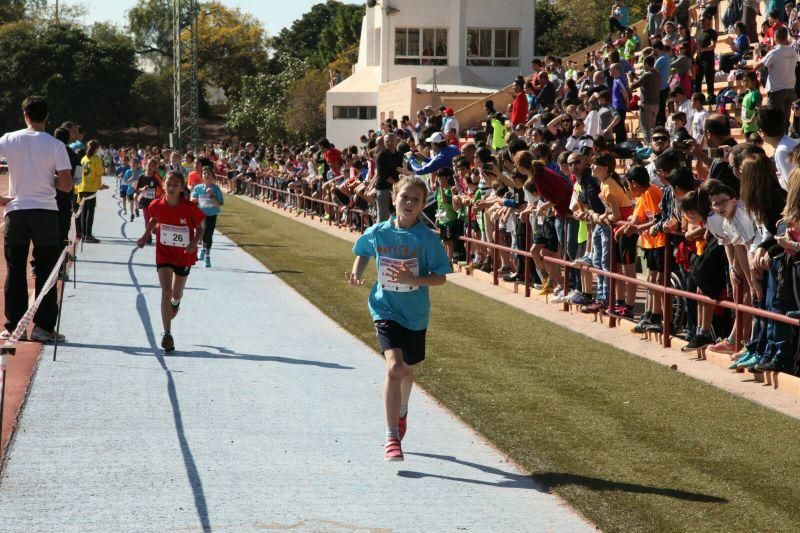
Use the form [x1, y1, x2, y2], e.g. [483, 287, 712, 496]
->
[375, 320, 426, 365]
[614, 232, 638, 265]
[644, 247, 665, 272]
[532, 217, 559, 252]
[439, 222, 463, 241]
[157, 264, 191, 277]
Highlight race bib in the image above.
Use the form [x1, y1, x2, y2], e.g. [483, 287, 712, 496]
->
[199, 194, 214, 209]
[142, 188, 155, 199]
[378, 257, 419, 292]
[160, 224, 190, 248]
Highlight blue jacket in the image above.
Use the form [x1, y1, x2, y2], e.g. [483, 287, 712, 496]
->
[409, 145, 461, 176]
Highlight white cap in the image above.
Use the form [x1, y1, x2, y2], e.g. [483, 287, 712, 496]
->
[426, 132, 446, 144]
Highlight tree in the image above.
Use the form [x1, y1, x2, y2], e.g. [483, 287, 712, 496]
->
[128, 0, 173, 63]
[90, 21, 134, 49]
[0, 22, 140, 134]
[269, 0, 363, 71]
[193, 2, 268, 98]
[284, 69, 328, 143]
[131, 70, 173, 140]
[225, 55, 308, 142]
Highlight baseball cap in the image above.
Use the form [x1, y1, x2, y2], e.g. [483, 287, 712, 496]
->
[426, 132, 446, 143]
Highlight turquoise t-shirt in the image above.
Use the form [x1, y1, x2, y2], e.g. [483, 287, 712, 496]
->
[191, 183, 224, 216]
[353, 219, 452, 331]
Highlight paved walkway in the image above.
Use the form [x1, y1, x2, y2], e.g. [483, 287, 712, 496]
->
[0, 185, 591, 532]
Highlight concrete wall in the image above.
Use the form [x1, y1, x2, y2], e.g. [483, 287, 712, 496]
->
[326, 90, 379, 149]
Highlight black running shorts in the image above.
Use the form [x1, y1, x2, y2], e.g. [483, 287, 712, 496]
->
[157, 264, 191, 277]
[375, 320, 427, 365]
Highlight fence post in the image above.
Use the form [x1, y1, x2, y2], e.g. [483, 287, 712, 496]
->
[662, 241, 672, 348]
[465, 206, 473, 265]
[492, 223, 499, 286]
[607, 224, 616, 328]
[524, 219, 532, 298]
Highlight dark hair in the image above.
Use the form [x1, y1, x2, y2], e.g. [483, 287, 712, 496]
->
[86, 139, 100, 157]
[704, 115, 731, 138]
[702, 178, 738, 199]
[653, 150, 681, 173]
[667, 166, 696, 191]
[22, 96, 47, 122]
[626, 165, 650, 188]
[680, 190, 711, 219]
[165, 170, 186, 187]
[53, 127, 69, 144]
[757, 106, 786, 137]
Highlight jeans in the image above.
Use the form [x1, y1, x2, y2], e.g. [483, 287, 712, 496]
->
[77, 192, 97, 238]
[639, 104, 659, 144]
[555, 217, 580, 290]
[591, 224, 611, 302]
[647, 13, 663, 42]
[376, 189, 393, 222]
[694, 56, 715, 100]
[767, 88, 796, 135]
[56, 190, 74, 250]
[4, 210, 60, 332]
[747, 257, 797, 366]
[614, 109, 627, 144]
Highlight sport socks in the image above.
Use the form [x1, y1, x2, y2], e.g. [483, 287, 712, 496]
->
[399, 403, 408, 418]
[386, 426, 399, 440]
[171, 298, 181, 307]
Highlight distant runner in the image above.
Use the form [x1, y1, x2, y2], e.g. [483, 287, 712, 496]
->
[137, 171, 205, 352]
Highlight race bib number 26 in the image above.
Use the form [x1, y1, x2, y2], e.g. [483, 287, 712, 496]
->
[378, 257, 419, 292]
[160, 224, 190, 248]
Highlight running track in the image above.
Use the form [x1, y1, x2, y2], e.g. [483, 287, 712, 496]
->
[0, 183, 592, 531]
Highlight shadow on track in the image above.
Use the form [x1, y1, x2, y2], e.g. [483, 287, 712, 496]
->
[400, 453, 728, 503]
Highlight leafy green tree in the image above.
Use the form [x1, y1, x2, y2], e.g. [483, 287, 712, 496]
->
[225, 55, 308, 142]
[128, 0, 173, 63]
[284, 69, 328, 143]
[269, 0, 363, 71]
[131, 70, 173, 140]
[0, 22, 139, 133]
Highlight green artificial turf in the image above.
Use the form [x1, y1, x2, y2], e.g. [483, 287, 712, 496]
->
[219, 197, 800, 532]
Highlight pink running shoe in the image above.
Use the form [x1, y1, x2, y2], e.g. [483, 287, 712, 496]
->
[709, 338, 736, 354]
[398, 415, 407, 441]
[384, 438, 404, 462]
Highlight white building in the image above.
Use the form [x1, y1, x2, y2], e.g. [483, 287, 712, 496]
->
[326, 0, 535, 148]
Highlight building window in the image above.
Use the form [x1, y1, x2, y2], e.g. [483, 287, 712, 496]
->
[467, 28, 520, 67]
[395, 27, 448, 66]
[332, 106, 377, 120]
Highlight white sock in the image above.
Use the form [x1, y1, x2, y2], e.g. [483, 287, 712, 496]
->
[170, 298, 180, 307]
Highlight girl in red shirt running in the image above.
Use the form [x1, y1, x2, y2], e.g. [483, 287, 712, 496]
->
[137, 171, 205, 352]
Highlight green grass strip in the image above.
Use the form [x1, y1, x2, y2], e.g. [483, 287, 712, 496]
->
[219, 197, 800, 532]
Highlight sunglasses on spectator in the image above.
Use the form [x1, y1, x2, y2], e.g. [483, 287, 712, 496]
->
[653, 136, 669, 142]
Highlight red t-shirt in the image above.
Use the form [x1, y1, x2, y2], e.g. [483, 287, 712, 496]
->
[148, 197, 206, 267]
[187, 171, 203, 188]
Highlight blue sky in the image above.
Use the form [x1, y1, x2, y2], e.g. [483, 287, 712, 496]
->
[61, 0, 362, 37]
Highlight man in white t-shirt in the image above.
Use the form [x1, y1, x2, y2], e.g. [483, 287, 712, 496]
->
[757, 26, 797, 134]
[0, 96, 73, 342]
[758, 106, 799, 190]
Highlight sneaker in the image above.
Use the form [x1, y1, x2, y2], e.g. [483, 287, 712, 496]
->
[573, 256, 593, 267]
[161, 333, 175, 353]
[480, 258, 493, 273]
[681, 332, 713, 352]
[754, 358, 783, 372]
[632, 315, 653, 334]
[709, 338, 736, 354]
[568, 292, 593, 306]
[204, 255, 211, 268]
[135, 209, 140, 217]
[735, 351, 761, 369]
[502, 273, 523, 282]
[677, 329, 695, 342]
[199, 249, 206, 261]
[581, 301, 607, 314]
[384, 437, 404, 462]
[398, 415, 407, 441]
[553, 290, 577, 303]
[84, 236, 100, 244]
[728, 351, 751, 369]
[30, 326, 65, 343]
[0, 329, 27, 341]
[644, 316, 664, 334]
[609, 305, 634, 320]
[498, 265, 512, 275]
[129, 213, 134, 222]
[537, 281, 554, 296]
